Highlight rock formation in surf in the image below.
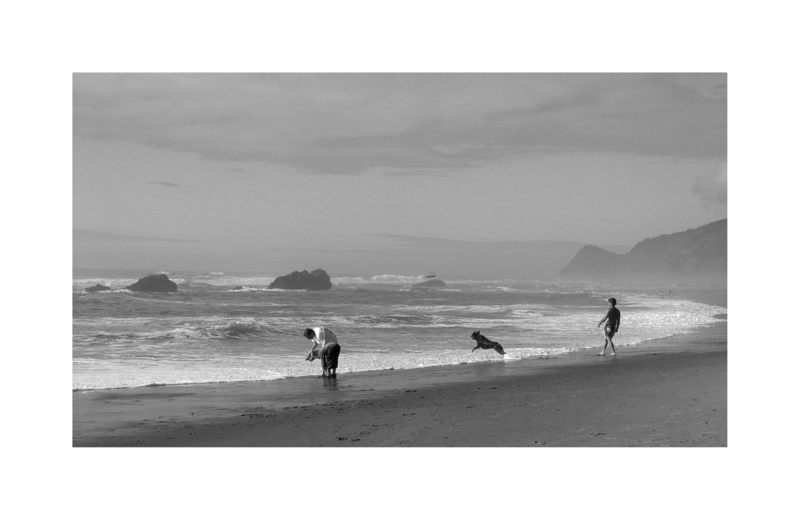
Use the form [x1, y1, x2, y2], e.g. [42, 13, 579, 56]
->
[269, 269, 332, 290]
[126, 274, 179, 292]
[411, 278, 447, 289]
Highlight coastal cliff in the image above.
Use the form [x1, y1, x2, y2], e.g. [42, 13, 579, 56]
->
[561, 219, 726, 285]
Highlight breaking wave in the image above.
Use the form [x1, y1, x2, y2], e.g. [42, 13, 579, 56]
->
[77, 319, 294, 345]
[73, 273, 727, 390]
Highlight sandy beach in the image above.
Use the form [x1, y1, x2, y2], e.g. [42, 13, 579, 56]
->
[74, 309, 726, 447]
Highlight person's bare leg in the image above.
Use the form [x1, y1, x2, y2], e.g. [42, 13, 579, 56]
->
[609, 336, 616, 356]
[320, 351, 329, 377]
[600, 337, 608, 356]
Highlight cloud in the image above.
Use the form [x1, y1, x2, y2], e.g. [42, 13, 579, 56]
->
[149, 181, 183, 187]
[74, 229, 201, 243]
[375, 234, 583, 249]
[74, 73, 726, 175]
[693, 162, 727, 207]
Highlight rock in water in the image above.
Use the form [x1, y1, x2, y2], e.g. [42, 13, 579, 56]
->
[85, 284, 111, 293]
[126, 274, 178, 292]
[411, 278, 447, 290]
[269, 269, 332, 290]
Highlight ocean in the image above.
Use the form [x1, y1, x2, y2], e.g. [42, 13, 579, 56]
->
[72, 270, 726, 390]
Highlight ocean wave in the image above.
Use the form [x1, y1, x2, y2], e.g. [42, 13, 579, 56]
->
[188, 320, 281, 339]
[395, 304, 505, 313]
[73, 283, 727, 390]
[227, 286, 292, 292]
[74, 287, 135, 295]
[77, 318, 295, 344]
[192, 275, 277, 287]
[72, 368, 289, 391]
[72, 317, 725, 391]
[333, 274, 426, 285]
[73, 278, 137, 292]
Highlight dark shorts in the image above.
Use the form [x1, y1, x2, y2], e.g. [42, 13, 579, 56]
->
[605, 324, 617, 338]
[320, 343, 341, 370]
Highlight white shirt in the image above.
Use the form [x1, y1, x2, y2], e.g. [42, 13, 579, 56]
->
[310, 327, 338, 350]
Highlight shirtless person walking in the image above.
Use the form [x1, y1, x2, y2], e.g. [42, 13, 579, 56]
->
[597, 297, 621, 356]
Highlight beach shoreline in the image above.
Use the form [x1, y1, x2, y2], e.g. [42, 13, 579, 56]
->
[73, 291, 727, 446]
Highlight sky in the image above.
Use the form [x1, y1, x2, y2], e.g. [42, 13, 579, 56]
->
[73, 73, 726, 276]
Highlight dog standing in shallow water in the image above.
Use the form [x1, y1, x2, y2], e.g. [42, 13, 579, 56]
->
[471, 330, 506, 356]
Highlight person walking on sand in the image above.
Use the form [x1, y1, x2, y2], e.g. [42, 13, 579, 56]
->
[597, 297, 621, 356]
[303, 327, 341, 378]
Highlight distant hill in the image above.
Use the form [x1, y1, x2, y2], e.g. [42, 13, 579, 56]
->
[561, 220, 726, 285]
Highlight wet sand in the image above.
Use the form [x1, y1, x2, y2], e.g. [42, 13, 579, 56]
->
[73, 318, 726, 447]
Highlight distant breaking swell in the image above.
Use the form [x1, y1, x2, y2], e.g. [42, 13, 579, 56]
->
[84, 320, 292, 343]
[78, 312, 491, 345]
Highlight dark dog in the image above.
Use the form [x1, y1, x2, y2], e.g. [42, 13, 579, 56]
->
[471, 330, 506, 356]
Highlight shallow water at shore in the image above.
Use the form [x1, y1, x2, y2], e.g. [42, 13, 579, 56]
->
[73, 270, 726, 390]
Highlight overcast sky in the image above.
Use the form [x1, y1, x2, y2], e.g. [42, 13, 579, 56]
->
[73, 73, 726, 275]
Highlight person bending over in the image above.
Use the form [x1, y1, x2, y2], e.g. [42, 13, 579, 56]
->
[597, 297, 621, 356]
[303, 327, 341, 378]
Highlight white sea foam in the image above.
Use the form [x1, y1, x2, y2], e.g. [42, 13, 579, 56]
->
[333, 274, 426, 285]
[227, 286, 291, 292]
[199, 275, 277, 287]
[73, 278, 138, 291]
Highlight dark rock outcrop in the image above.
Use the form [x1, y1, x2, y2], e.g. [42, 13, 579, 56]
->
[561, 219, 726, 285]
[85, 284, 111, 293]
[411, 278, 447, 290]
[269, 269, 332, 290]
[126, 274, 178, 292]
